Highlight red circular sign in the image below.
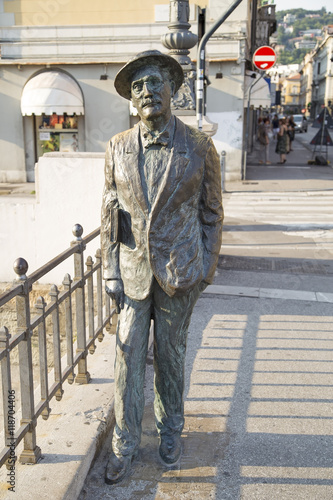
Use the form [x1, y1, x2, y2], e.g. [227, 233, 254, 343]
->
[253, 46, 276, 71]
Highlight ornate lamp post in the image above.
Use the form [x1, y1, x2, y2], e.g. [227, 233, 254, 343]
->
[161, 0, 197, 110]
[161, 0, 217, 135]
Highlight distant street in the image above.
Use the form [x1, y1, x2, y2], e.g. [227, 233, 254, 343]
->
[223, 125, 333, 265]
[248, 123, 333, 168]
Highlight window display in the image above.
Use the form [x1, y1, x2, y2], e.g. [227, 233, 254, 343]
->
[36, 113, 79, 157]
[60, 133, 79, 152]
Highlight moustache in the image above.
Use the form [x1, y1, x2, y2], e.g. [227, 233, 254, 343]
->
[142, 100, 161, 108]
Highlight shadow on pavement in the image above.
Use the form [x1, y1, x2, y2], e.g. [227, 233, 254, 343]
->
[80, 294, 333, 499]
[246, 164, 333, 183]
[219, 254, 333, 276]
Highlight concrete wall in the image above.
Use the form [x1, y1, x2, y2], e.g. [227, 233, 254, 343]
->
[0, 66, 28, 182]
[0, 153, 105, 284]
[0, 24, 168, 61]
[209, 111, 243, 181]
[0, 0, 14, 25]
[204, 0, 249, 180]
[69, 64, 129, 151]
[208, 0, 248, 25]
[3, 0, 206, 25]
[206, 61, 245, 181]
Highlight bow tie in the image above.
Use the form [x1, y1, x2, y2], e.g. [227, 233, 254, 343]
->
[143, 130, 170, 149]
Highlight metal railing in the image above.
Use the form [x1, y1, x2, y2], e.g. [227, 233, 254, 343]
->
[0, 224, 115, 468]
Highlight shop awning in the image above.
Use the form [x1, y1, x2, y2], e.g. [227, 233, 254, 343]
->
[21, 71, 84, 116]
[245, 71, 272, 108]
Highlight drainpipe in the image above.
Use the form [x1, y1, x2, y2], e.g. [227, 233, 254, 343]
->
[196, 0, 243, 130]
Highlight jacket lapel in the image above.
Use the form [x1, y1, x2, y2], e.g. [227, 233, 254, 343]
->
[119, 124, 149, 217]
[150, 117, 190, 224]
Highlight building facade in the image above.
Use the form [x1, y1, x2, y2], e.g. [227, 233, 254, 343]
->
[298, 29, 333, 119]
[0, 0, 276, 183]
[311, 31, 333, 118]
[299, 52, 314, 117]
[281, 73, 301, 113]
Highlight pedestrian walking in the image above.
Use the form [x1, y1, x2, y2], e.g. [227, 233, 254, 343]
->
[257, 117, 270, 165]
[272, 114, 279, 140]
[288, 115, 296, 152]
[285, 118, 291, 153]
[275, 118, 287, 164]
[263, 117, 272, 164]
[257, 116, 268, 165]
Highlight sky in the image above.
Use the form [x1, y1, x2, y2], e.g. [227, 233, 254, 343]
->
[274, 0, 332, 13]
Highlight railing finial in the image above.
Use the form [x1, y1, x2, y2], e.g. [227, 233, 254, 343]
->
[13, 257, 28, 280]
[72, 224, 83, 241]
[0, 326, 11, 345]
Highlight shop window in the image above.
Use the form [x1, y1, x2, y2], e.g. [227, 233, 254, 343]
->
[37, 113, 79, 156]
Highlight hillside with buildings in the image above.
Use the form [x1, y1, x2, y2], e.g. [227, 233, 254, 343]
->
[268, 14, 332, 121]
[275, 7, 333, 64]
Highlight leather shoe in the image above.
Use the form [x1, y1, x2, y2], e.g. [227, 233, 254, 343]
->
[105, 451, 134, 484]
[159, 434, 182, 465]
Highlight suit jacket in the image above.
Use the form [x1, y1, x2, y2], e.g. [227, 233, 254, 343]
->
[101, 116, 223, 300]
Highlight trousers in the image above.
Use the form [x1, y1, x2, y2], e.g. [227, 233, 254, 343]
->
[258, 142, 269, 163]
[112, 278, 203, 457]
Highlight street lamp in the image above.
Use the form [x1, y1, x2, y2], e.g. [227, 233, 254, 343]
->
[161, 0, 197, 111]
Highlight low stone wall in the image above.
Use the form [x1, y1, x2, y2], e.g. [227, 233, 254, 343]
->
[0, 153, 105, 283]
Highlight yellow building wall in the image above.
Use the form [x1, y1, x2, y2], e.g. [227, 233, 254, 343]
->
[4, 0, 207, 26]
[284, 80, 301, 106]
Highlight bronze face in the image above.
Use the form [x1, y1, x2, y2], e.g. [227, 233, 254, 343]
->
[130, 66, 174, 124]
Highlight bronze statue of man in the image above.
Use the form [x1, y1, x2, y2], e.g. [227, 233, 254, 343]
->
[101, 50, 223, 484]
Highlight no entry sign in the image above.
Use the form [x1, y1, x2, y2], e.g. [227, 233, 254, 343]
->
[253, 46, 276, 71]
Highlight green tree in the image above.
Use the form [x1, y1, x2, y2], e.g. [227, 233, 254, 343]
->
[277, 26, 290, 45]
[278, 48, 311, 65]
[274, 8, 333, 65]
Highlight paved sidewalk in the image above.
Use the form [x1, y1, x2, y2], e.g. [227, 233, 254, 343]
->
[79, 279, 333, 500]
[230, 132, 333, 193]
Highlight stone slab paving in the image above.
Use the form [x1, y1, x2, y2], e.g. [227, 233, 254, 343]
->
[79, 293, 333, 500]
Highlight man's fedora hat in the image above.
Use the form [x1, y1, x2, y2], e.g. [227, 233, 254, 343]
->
[114, 50, 184, 100]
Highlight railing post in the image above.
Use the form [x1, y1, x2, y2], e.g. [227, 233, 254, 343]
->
[71, 224, 90, 384]
[13, 258, 41, 464]
[95, 249, 104, 343]
[63, 273, 75, 384]
[0, 327, 13, 449]
[34, 297, 51, 420]
[86, 256, 96, 354]
[49, 285, 64, 401]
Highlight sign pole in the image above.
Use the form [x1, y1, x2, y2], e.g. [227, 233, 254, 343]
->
[242, 72, 264, 180]
[242, 46, 276, 179]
